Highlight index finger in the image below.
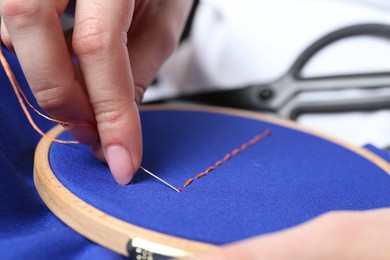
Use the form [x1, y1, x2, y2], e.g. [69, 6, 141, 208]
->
[72, 0, 142, 185]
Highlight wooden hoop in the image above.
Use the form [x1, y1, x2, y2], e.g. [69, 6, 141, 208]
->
[34, 104, 390, 258]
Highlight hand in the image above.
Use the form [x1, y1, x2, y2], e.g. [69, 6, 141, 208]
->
[0, 0, 193, 184]
[194, 209, 390, 259]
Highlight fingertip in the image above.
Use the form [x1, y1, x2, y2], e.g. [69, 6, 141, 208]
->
[93, 103, 143, 186]
[106, 145, 137, 185]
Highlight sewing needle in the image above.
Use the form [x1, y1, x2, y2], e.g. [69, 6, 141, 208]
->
[139, 166, 180, 193]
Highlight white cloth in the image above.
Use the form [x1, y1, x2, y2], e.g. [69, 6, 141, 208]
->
[144, 0, 390, 148]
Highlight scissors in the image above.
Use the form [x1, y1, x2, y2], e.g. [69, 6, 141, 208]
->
[149, 23, 390, 119]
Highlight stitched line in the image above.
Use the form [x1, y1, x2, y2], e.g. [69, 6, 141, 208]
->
[183, 178, 194, 187]
[178, 129, 271, 191]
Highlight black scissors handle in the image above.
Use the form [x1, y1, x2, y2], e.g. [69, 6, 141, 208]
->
[148, 23, 390, 119]
[244, 23, 390, 118]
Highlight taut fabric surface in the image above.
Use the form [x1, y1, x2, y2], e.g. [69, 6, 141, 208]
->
[50, 108, 390, 245]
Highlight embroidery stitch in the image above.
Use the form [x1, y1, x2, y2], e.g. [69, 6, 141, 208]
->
[205, 166, 215, 174]
[0, 47, 273, 192]
[195, 172, 207, 179]
[231, 149, 241, 156]
[214, 161, 223, 167]
[179, 129, 271, 190]
[184, 178, 194, 187]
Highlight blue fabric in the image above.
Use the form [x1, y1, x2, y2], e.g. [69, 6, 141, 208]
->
[1, 44, 390, 258]
[50, 111, 390, 245]
[363, 144, 390, 163]
[0, 47, 122, 259]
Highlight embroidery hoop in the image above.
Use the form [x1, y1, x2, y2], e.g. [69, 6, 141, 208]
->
[34, 104, 390, 258]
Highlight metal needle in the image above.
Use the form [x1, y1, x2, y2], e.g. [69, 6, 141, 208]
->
[139, 166, 180, 193]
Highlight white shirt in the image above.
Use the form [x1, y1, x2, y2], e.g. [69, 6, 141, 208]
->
[145, 0, 390, 148]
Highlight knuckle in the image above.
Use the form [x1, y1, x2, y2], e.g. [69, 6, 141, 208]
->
[72, 17, 111, 56]
[32, 80, 78, 114]
[33, 85, 69, 113]
[1, 0, 40, 21]
[93, 100, 130, 126]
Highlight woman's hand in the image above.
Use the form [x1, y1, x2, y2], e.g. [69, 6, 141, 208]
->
[195, 209, 390, 259]
[0, 0, 193, 184]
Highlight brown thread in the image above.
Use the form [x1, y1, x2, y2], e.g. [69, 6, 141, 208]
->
[205, 166, 215, 174]
[0, 50, 273, 190]
[195, 172, 207, 179]
[215, 161, 223, 167]
[248, 139, 257, 145]
[179, 129, 271, 190]
[184, 178, 194, 187]
[253, 135, 264, 142]
[231, 149, 241, 155]
[0, 44, 95, 144]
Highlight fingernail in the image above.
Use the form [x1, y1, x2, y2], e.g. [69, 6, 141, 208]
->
[106, 145, 134, 185]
